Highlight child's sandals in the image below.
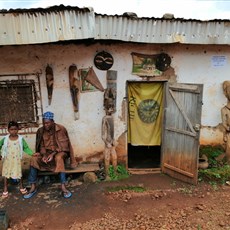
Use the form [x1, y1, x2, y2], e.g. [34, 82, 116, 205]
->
[2, 191, 8, 198]
[1, 188, 27, 198]
[20, 188, 27, 195]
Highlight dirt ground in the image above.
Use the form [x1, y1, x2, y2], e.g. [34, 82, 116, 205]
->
[0, 172, 230, 230]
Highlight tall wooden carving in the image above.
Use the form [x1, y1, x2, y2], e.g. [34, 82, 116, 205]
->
[69, 65, 80, 120]
[221, 81, 230, 164]
[45, 65, 54, 105]
[101, 70, 117, 179]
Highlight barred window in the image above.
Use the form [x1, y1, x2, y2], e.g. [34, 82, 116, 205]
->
[0, 73, 42, 134]
[0, 80, 37, 124]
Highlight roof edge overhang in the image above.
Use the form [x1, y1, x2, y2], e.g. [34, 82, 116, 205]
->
[0, 4, 95, 46]
[0, 4, 229, 46]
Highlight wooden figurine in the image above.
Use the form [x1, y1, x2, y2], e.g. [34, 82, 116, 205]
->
[221, 81, 230, 164]
[104, 88, 116, 113]
[69, 65, 80, 120]
[101, 89, 117, 180]
[45, 65, 54, 105]
[106, 70, 117, 112]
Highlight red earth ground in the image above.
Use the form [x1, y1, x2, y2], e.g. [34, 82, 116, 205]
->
[0, 172, 230, 230]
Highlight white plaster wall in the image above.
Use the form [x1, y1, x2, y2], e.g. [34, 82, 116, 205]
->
[172, 46, 228, 126]
[0, 43, 229, 159]
[169, 45, 229, 145]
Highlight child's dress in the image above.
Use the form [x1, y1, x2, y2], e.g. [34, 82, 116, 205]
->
[0, 135, 33, 179]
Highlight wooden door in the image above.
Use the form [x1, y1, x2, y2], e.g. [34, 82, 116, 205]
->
[162, 83, 203, 184]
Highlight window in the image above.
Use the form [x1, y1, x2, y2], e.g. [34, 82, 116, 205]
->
[0, 73, 43, 134]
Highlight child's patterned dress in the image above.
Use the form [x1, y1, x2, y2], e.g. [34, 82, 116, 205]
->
[2, 138, 22, 179]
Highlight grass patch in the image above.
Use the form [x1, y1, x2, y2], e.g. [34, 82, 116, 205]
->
[199, 164, 230, 184]
[108, 164, 130, 181]
[208, 181, 219, 191]
[106, 185, 146, 193]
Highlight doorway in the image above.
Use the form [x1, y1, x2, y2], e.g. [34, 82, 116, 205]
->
[127, 81, 164, 169]
[128, 144, 161, 168]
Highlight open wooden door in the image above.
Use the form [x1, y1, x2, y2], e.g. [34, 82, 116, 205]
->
[162, 83, 203, 184]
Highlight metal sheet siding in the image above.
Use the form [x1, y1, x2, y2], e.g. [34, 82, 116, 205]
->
[95, 15, 230, 44]
[0, 9, 95, 45]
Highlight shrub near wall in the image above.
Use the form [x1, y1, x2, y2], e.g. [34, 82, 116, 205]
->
[199, 145, 230, 184]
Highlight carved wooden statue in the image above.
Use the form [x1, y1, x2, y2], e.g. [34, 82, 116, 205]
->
[45, 65, 54, 105]
[103, 88, 116, 112]
[69, 65, 80, 120]
[221, 81, 230, 164]
[101, 90, 117, 179]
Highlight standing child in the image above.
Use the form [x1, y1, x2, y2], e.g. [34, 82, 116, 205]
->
[0, 121, 33, 198]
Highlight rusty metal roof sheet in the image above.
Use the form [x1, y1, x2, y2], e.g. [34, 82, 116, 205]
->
[0, 5, 230, 46]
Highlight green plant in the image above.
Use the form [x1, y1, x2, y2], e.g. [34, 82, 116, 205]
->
[108, 164, 129, 181]
[199, 165, 230, 184]
[199, 145, 225, 167]
[209, 181, 218, 190]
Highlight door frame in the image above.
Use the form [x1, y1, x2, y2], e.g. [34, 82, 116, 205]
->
[126, 80, 167, 170]
[126, 81, 203, 184]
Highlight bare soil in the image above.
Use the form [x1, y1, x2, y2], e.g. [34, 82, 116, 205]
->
[1, 173, 230, 230]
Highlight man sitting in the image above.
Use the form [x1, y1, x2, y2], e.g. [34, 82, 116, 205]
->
[24, 111, 77, 199]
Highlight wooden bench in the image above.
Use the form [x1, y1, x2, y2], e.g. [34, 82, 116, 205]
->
[38, 163, 100, 176]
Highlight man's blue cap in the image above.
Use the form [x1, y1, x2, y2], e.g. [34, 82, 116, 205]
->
[42, 111, 54, 120]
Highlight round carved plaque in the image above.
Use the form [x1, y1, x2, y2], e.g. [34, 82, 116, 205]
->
[94, 51, 114, 70]
[155, 53, 171, 71]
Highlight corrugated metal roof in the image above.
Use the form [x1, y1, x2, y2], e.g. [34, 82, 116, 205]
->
[0, 5, 230, 46]
[95, 14, 230, 44]
[0, 5, 95, 45]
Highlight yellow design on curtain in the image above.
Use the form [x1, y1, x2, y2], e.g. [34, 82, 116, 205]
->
[128, 82, 163, 145]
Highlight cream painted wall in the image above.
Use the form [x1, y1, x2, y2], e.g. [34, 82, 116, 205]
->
[0, 43, 229, 161]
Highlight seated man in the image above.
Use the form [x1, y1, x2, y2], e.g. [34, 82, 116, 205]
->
[24, 111, 77, 199]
